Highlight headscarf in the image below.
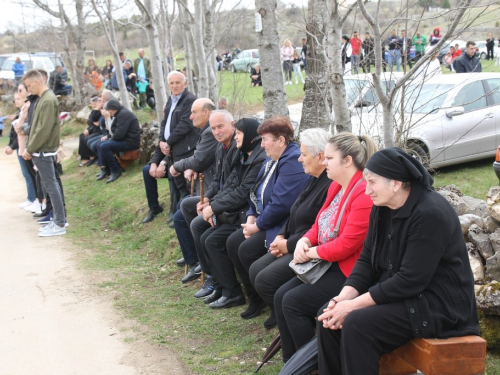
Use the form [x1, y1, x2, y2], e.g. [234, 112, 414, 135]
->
[365, 147, 434, 188]
[235, 118, 261, 163]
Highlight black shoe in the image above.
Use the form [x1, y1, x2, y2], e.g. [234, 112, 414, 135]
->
[194, 277, 216, 298]
[142, 206, 164, 224]
[106, 172, 122, 183]
[176, 258, 186, 266]
[203, 289, 222, 304]
[166, 213, 174, 224]
[240, 299, 266, 319]
[33, 209, 49, 218]
[168, 221, 175, 229]
[181, 264, 201, 284]
[86, 159, 97, 167]
[264, 313, 277, 329]
[209, 295, 246, 309]
[194, 264, 202, 274]
[96, 169, 109, 181]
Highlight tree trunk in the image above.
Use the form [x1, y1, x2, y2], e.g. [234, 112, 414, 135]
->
[299, 0, 332, 132]
[136, 0, 168, 122]
[204, 0, 218, 103]
[90, 0, 131, 110]
[193, 0, 209, 97]
[255, 0, 288, 119]
[327, 0, 351, 133]
[178, 5, 196, 95]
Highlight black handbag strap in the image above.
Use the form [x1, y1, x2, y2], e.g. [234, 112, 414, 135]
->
[332, 178, 364, 237]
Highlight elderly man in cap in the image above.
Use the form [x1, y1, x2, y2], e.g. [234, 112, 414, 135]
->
[96, 99, 141, 183]
[317, 147, 480, 374]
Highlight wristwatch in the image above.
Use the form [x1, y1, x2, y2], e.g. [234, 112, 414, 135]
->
[160, 160, 166, 166]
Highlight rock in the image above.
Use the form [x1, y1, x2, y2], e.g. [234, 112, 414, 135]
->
[463, 196, 488, 217]
[468, 224, 494, 260]
[438, 190, 469, 215]
[476, 282, 500, 316]
[459, 214, 483, 235]
[483, 216, 500, 234]
[490, 229, 500, 254]
[479, 313, 500, 349]
[139, 121, 159, 165]
[436, 184, 464, 197]
[486, 186, 500, 222]
[467, 243, 484, 282]
[486, 252, 500, 281]
[76, 106, 91, 121]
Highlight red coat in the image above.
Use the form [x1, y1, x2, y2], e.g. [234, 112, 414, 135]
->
[350, 37, 363, 56]
[304, 169, 372, 277]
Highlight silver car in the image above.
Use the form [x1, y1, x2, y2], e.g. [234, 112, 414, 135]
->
[352, 73, 500, 168]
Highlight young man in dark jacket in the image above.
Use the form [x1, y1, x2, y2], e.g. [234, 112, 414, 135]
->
[143, 71, 198, 223]
[454, 41, 482, 73]
[96, 99, 141, 183]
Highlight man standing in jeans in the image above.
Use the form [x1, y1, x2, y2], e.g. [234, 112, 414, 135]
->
[350, 31, 363, 74]
[386, 29, 402, 72]
[23, 69, 66, 237]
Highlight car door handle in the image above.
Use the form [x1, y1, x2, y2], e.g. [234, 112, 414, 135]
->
[485, 113, 494, 118]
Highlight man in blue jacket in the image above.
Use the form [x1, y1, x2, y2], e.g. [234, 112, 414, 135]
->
[12, 57, 25, 86]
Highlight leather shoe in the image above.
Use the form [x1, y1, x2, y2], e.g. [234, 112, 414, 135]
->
[181, 264, 201, 284]
[203, 289, 222, 304]
[106, 172, 122, 183]
[264, 313, 277, 329]
[209, 295, 246, 309]
[33, 209, 49, 218]
[96, 170, 108, 181]
[240, 299, 266, 319]
[176, 258, 185, 266]
[86, 159, 97, 167]
[142, 206, 164, 224]
[166, 213, 174, 224]
[194, 264, 202, 274]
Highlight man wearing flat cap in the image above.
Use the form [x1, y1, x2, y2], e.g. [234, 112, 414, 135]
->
[316, 147, 480, 374]
[96, 99, 141, 183]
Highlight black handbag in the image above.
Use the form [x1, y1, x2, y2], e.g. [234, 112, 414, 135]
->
[289, 179, 363, 285]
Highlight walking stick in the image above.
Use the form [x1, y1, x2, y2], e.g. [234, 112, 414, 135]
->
[190, 175, 196, 197]
[199, 173, 206, 284]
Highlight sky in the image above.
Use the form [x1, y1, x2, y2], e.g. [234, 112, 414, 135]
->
[0, 0, 310, 34]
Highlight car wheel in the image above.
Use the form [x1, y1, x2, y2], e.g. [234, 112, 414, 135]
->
[231, 65, 236, 73]
[481, 52, 487, 60]
[246, 64, 252, 73]
[407, 142, 430, 168]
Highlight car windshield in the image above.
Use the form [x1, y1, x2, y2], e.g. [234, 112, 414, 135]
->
[344, 79, 368, 106]
[253, 50, 259, 58]
[404, 83, 453, 114]
[2, 59, 32, 71]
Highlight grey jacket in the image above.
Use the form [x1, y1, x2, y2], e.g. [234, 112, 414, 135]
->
[172, 122, 218, 192]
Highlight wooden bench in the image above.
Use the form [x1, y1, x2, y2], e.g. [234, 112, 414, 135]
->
[116, 149, 140, 169]
[379, 336, 486, 375]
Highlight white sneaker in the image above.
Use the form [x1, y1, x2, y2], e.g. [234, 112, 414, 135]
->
[24, 201, 41, 213]
[39, 221, 54, 232]
[19, 201, 32, 208]
[39, 223, 66, 237]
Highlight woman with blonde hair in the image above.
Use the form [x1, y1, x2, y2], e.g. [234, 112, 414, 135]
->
[292, 49, 304, 84]
[275, 132, 377, 362]
[281, 39, 295, 85]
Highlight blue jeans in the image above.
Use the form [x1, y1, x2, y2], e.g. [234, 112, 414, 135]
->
[17, 151, 36, 202]
[351, 54, 359, 74]
[387, 50, 401, 72]
[57, 84, 72, 96]
[98, 140, 134, 174]
[174, 196, 199, 266]
[87, 135, 103, 156]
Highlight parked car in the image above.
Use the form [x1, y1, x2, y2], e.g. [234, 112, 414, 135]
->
[475, 41, 498, 60]
[229, 49, 259, 73]
[384, 47, 416, 63]
[352, 73, 500, 168]
[0, 53, 14, 72]
[426, 39, 467, 64]
[0, 52, 67, 81]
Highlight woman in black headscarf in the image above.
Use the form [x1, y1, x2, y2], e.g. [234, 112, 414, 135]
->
[201, 118, 267, 308]
[315, 147, 480, 375]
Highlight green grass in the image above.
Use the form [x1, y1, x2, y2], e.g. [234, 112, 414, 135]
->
[62, 159, 282, 374]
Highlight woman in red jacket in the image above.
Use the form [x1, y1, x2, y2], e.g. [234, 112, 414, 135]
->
[275, 132, 377, 362]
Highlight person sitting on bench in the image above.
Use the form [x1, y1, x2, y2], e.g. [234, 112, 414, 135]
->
[317, 147, 480, 375]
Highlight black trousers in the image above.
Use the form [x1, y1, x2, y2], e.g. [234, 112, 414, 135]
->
[317, 300, 413, 374]
[78, 133, 97, 160]
[190, 213, 213, 276]
[226, 228, 268, 301]
[203, 223, 241, 297]
[249, 252, 295, 314]
[487, 47, 494, 60]
[275, 262, 346, 362]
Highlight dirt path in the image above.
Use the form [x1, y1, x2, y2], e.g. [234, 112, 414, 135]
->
[0, 149, 187, 374]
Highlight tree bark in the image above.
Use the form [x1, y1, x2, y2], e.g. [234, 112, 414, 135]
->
[299, 0, 332, 132]
[255, 0, 288, 119]
[178, 5, 196, 95]
[193, 0, 210, 98]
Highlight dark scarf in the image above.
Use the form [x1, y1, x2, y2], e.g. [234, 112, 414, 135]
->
[236, 118, 261, 163]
